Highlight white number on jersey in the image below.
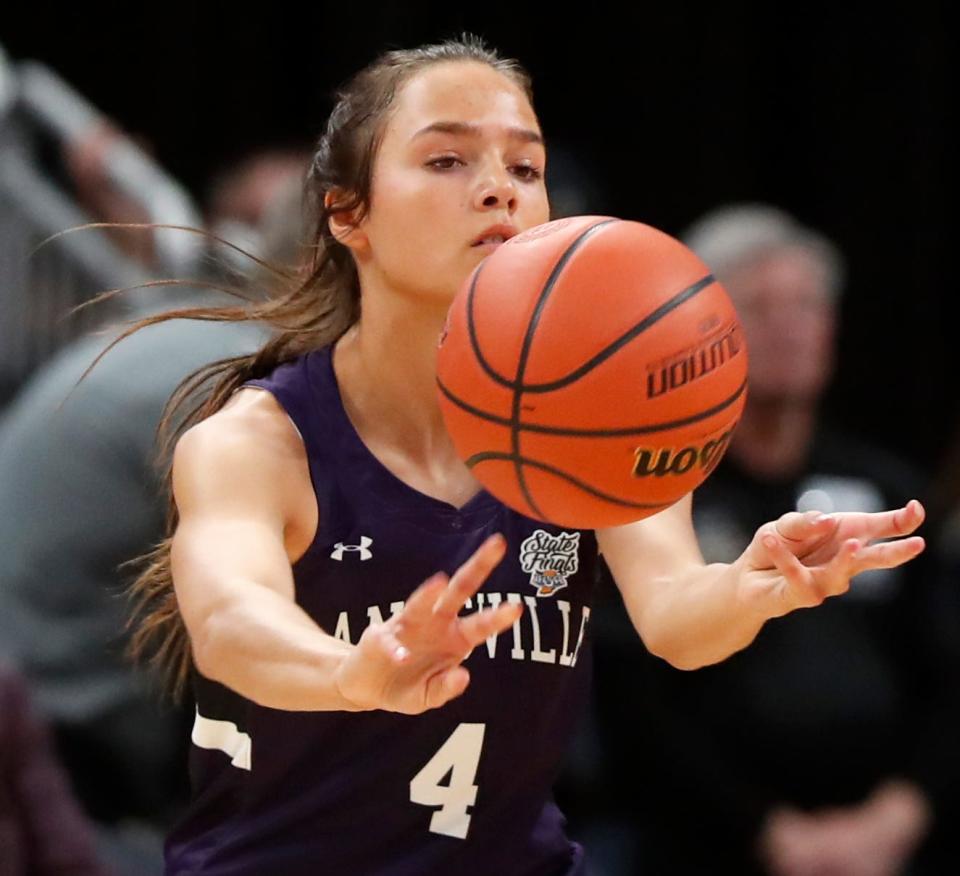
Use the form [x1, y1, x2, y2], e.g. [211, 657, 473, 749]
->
[409, 723, 486, 839]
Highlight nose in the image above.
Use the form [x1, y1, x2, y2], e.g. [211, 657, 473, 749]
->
[474, 164, 518, 212]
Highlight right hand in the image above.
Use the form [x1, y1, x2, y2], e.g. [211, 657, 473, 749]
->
[333, 533, 521, 714]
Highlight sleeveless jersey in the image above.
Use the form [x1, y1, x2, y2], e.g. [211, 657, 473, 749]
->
[165, 346, 597, 876]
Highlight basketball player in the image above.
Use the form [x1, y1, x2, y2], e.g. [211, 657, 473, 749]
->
[119, 36, 925, 875]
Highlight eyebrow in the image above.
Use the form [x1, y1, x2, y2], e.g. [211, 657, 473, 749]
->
[411, 121, 544, 146]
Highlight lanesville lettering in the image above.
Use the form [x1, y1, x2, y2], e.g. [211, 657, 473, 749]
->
[332, 594, 592, 668]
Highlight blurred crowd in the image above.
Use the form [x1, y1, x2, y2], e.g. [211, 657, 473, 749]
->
[1, 92, 959, 876]
[0, 118, 309, 873]
[556, 206, 960, 876]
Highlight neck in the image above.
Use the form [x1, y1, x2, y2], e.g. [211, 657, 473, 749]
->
[728, 399, 817, 480]
[333, 283, 459, 469]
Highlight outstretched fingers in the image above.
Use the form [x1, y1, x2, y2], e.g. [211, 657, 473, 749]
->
[853, 499, 926, 542]
[763, 532, 857, 606]
[431, 534, 508, 619]
[850, 535, 926, 572]
[773, 510, 838, 543]
[402, 573, 450, 623]
[810, 537, 862, 599]
[458, 600, 524, 648]
[778, 500, 926, 546]
[762, 532, 812, 593]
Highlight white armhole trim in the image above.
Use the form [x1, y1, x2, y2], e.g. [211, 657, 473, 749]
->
[191, 708, 252, 771]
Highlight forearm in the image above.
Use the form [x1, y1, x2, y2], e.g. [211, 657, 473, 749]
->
[629, 558, 769, 670]
[194, 583, 362, 712]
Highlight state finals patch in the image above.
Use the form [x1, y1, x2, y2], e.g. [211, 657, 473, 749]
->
[519, 529, 581, 597]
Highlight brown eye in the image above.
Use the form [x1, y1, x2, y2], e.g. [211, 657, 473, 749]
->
[512, 164, 544, 181]
[427, 157, 463, 170]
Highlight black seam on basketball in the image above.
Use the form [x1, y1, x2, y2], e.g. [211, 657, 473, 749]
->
[438, 375, 746, 437]
[510, 219, 619, 519]
[437, 377, 514, 427]
[464, 222, 703, 396]
[464, 451, 672, 511]
[521, 274, 716, 393]
[466, 261, 515, 389]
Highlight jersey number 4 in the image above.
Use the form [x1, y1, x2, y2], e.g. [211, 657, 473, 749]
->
[409, 723, 485, 839]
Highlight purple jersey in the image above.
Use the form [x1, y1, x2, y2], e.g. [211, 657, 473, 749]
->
[166, 346, 597, 876]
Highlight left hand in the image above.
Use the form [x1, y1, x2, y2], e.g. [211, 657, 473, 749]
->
[736, 500, 925, 617]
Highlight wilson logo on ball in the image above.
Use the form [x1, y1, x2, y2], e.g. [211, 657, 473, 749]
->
[632, 429, 735, 479]
[646, 323, 743, 400]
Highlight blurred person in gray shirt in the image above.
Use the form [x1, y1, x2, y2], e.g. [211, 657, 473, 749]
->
[0, 148, 307, 871]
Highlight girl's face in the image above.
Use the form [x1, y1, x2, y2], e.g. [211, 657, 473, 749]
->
[349, 61, 550, 304]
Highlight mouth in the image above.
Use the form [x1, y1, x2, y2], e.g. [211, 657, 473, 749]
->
[471, 237, 506, 250]
[470, 225, 517, 248]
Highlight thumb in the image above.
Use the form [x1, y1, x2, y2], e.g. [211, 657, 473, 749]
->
[424, 665, 470, 710]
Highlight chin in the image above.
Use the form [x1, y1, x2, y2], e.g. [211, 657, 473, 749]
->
[414, 282, 460, 309]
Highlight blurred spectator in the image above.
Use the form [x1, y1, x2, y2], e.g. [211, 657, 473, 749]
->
[0, 660, 109, 876]
[203, 146, 311, 272]
[64, 123, 309, 275]
[0, 148, 308, 873]
[63, 122, 159, 268]
[561, 204, 960, 876]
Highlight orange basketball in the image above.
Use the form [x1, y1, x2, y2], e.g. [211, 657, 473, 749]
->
[436, 215, 748, 529]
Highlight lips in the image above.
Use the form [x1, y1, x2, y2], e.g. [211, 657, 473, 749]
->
[471, 224, 518, 247]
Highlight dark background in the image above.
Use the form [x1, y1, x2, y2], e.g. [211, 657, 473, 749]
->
[2, 2, 954, 481]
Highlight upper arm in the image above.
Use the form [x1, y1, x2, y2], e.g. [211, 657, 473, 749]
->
[170, 391, 313, 654]
[595, 493, 705, 623]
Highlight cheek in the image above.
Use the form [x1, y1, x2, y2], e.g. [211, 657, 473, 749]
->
[367, 185, 438, 253]
[530, 187, 551, 224]
[381, 180, 463, 247]
[383, 164, 463, 207]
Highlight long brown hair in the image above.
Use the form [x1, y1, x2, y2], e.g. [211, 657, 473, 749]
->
[115, 34, 535, 697]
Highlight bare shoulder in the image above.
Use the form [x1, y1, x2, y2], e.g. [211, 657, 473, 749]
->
[175, 388, 302, 477]
[173, 387, 317, 557]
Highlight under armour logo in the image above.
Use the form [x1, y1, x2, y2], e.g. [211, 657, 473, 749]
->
[330, 536, 373, 561]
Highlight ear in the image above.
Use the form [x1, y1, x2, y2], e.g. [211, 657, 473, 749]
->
[325, 190, 368, 254]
